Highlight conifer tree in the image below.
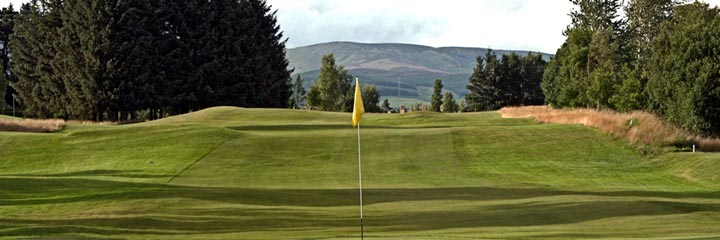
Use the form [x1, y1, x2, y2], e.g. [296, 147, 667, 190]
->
[290, 75, 306, 109]
[430, 79, 443, 112]
[381, 99, 391, 112]
[442, 92, 458, 113]
[361, 85, 380, 113]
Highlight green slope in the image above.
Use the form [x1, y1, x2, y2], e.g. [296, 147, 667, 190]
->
[0, 108, 719, 239]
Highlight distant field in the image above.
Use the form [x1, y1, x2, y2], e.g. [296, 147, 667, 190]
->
[383, 96, 429, 109]
[0, 107, 719, 239]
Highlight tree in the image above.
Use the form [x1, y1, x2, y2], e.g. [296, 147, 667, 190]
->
[307, 84, 321, 110]
[0, 4, 16, 112]
[430, 79, 443, 112]
[521, 52, 547, 105]
[11, 0, 68, 118]
[466, 49, 546, 111]
[626, 0, 678, 73]
[362, 85, 381, 113]
[542, 0, 625, 109]
[381, 98, 391, 112]
[466, 50, 500, 111]
[609, 65, 644, 112]
[289, 75, 306, 109]
[311, 54, 350, 111]
[442, 92, 458, 113]
[0, 58, 6, 112]
[9, 0, 293, 120]
[646, 2, 720, 136]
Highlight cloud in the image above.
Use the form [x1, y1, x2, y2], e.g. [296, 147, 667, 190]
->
[271, 0, 447, 48]
[270, 0, 720, 53]
[5, 0, 720, 53]
[270, 0, 573, 53]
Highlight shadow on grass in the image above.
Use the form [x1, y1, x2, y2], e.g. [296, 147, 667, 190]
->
[1, 177, 719, 237]
[227, 124, 448, 132]
[0, 170, 173, 179]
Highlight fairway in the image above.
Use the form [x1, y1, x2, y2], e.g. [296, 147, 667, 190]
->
[1, 107, 719, 239]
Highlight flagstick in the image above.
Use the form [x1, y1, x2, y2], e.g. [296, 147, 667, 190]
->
[357, 121, 363, 239]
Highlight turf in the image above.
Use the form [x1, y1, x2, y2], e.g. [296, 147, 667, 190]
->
[0, 107, 719, 239]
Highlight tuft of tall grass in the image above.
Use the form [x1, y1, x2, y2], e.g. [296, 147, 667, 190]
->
[0, 118, 65, 133]
[499, 106, 720, 152]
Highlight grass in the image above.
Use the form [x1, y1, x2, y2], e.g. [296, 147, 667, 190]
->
[499, 106, 720, 152]
[384, 96, 429, 109]
[0, 118, 65, 133]
[0, 107, 719, 239]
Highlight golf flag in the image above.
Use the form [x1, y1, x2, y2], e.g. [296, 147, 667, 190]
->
[352, 78, 364, 127]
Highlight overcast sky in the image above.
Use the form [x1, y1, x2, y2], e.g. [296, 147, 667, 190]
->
[3, 0, 720, 53]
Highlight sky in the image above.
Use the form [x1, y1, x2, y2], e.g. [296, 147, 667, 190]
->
[3, 0, 720, 53]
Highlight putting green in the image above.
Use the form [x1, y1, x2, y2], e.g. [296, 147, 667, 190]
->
[0, 107, 718, 239]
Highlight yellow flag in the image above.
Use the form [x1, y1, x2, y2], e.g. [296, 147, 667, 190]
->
[352, 78, 364, 127]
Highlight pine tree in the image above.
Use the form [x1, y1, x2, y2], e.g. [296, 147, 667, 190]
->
[361, 85, 381, 113]
[56, 0, 117, 121]
[430, 79, 443, 112]
[0, 58, 6, 112]
[442, 92, 458, 113]
[381, 99, 391, 112]
[307, 84, 321, 110]
[0, 4, 16, 111]
[543, 0, 624, 109]
[290, 75, 306, 109]
[311, 54, 350, 111]
[465, 56, 489, 111]
[11, 0, 68, 118]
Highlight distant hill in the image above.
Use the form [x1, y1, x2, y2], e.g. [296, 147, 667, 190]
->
[287, 41, 552, 105]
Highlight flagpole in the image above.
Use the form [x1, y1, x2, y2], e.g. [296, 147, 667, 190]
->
[357, 121, 363, 239]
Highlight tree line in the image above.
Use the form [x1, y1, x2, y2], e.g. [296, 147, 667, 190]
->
[304, 54, 381, 113]
[2, 0, 291, 121]
[543, 0, 720, 136]
[464, 50, 547, 112]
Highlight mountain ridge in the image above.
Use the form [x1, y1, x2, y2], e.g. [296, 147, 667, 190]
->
[286, 41, 553, 103]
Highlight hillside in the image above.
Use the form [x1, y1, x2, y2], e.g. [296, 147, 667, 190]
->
[0, 108, 719, 239]
[287, 42, 553, 105]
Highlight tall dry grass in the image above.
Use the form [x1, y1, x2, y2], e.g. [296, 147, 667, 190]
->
[0, 118, 65, 133]
[498, 106, 720, 152]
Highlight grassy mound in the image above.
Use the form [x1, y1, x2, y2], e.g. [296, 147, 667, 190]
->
[0, 107, 719, 239]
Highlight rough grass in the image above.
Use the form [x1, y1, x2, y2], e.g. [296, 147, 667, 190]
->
[0, 118, 65, 133]
[0, 107, 719, 239]
[499, 106, 720, 152]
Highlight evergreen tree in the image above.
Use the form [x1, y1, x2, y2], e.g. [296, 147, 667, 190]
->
[307, 84, 321, 110]
[609, 65, 644, 112]
[521, 53, 547, 105]
[289, 75, 306, 109]
[361, 85, 381, 113]
[381, 98, 391, 112]
[543, 0, 624, 109]
[442, 92, 458, 113]
[430, 79, 443, 112]
[0, 4, 16, 111]
[56, 0, 116, 120]
[465, 50, 500, 111]
[9, 0, 293, 119]
[0, 58, 6, 112]
[11, 0, 68, 118]
[311, 54, 350, 111]
[467, 49, 546, 111]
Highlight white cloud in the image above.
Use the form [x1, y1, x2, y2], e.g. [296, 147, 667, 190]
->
[268, 0, 576, 53]
[270, 0, 720, 53]
[4, 0, 720, 53]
